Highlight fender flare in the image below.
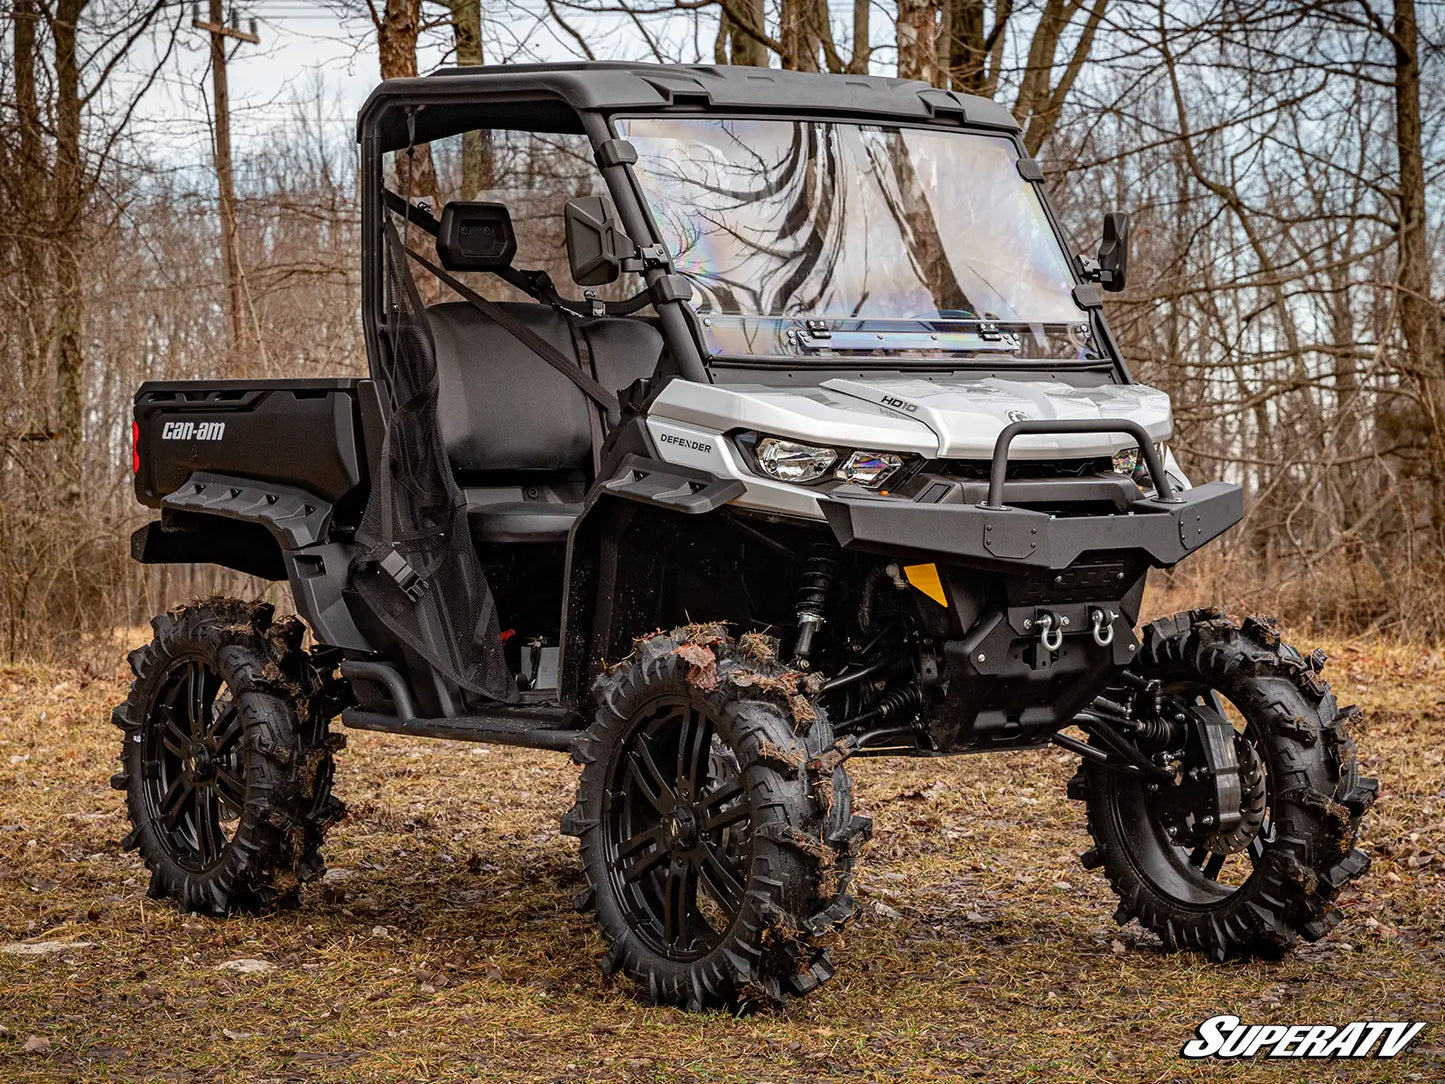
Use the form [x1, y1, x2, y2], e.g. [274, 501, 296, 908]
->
[559, 455, 745, 706]
[131, 471, 370, 651]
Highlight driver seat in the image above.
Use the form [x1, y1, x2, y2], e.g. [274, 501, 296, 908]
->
[427, 299, 662, 544]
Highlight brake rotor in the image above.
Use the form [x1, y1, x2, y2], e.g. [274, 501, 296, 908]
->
[1206, 733, 1266, 854]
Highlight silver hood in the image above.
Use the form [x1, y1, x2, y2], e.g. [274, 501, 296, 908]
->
[651, 375, 1172, 460]
[822, 377, 1172, 458]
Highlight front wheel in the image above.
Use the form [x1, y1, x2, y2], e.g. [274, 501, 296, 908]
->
[1072, 611, 1376, 959]
[563, 627, 871, 1009]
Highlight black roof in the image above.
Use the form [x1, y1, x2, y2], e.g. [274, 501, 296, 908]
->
[359, 62, 1020, 149]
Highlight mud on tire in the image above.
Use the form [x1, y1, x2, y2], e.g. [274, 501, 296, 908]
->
[1072, 610, 1377, 959]
[111, 598, 347, 914]
[563, 627, 871, 1009]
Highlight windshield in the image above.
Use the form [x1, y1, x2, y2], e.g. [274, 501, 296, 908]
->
[617, 117, 1088, 359]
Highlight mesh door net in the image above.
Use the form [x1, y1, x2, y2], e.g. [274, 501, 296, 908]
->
[351, 220, 516, 704]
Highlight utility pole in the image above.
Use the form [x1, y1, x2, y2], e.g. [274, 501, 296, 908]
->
[194, 3, 258, 363]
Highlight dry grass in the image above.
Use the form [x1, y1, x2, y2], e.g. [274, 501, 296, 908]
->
[0, 626, 1441, 1082]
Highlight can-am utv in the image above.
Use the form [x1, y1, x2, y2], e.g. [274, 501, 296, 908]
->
[113, 63, 1375, 1010]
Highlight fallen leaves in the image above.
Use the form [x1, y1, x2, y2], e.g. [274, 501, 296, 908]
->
[0, 637, 1438, 1083]
[672, 642, 718, 690]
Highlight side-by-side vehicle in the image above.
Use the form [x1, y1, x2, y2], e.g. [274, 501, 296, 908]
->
[113, 63, 1374, 1009]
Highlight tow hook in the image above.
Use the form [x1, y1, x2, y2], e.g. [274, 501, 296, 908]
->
[1090, 608, 1116, 647]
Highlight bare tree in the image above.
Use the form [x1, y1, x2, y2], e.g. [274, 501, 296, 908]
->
[368, 0, 439, 197]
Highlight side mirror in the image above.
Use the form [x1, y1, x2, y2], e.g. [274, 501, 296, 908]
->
[1096, 211, 1129, 292]
[564, 195, 629, 286]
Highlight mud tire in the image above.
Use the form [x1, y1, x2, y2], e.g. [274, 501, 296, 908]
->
[563, 629, 870, 1009]
[1073, 610, 1376, 959]
[111, 599, 346, 914]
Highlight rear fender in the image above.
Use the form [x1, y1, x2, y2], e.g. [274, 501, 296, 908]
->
[133, 472, 370, 651]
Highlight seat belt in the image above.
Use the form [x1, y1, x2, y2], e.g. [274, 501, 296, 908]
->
[400, 242, 620, 414]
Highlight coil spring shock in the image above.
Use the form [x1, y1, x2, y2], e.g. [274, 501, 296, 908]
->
[1127, 714, 1179, 750]
[792, 546, 836, 666]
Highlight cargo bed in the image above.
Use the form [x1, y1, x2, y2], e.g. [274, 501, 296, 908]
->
[133, 378, 382, 510]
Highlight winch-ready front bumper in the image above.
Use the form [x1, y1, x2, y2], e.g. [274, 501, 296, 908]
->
[821, 418, 1243, 572]
[823, 478, 1242, 571]
[818, 420, 1244, 751]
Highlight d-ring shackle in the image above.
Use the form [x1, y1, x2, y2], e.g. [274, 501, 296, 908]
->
[1090, 608, 1115, 647]
[1037, 612, 1063, 651]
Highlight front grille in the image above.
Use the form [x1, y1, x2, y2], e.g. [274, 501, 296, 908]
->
[931, 456, 1114, 481]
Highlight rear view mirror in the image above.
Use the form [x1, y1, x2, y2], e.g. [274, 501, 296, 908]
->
[1096, 211, 1129, 292]
[564, 195, 629, 286]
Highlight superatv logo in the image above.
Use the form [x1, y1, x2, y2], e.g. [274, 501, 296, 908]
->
[1181, 1015, 1426, 1059]
[160, 421, 226, 441]
[880, 395, 917, 413]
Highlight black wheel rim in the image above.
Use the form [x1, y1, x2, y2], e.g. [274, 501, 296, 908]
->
[603, 696, 752, 961]
[1112, 683, 1274, 908]
[141, 657, 246, 872]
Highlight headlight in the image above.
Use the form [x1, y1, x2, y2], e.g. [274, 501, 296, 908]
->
[1113, 443, 1166, 488]
[838, 450, 903, 489]
[755, 437, 837, 482]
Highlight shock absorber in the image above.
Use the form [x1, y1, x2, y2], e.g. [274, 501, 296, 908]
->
[792, 546, 836, 666]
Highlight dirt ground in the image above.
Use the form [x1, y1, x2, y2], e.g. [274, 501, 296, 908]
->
[0, 627, 1440, 1083]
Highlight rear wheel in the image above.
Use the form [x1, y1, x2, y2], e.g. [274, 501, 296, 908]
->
[564, 628, 870, 1009]
[112, 600, 346, 913]
[1072, 611, 1376, 958]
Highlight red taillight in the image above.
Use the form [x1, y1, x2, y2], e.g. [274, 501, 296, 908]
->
[132, 421, 140, 474]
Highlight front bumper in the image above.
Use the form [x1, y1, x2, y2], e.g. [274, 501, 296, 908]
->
[823, 416, 1242, 571]
[823, 478, 1241, 571]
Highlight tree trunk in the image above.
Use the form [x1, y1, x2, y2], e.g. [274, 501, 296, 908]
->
[897, 0, 940, 85]
[377, 0, 437, 199]
[846, 0, 871, 73]
[1013, 0, 1107, 155]
[446, 0, 492, 196]
[52, 0, 86, 505]
[779, 0, 821, 70]
[1391, 0, 1445, 542]
[206, 0, 249, 367]
[727, 0, 769, 66]
[943, 0, 982, 91]
[982, 0, 1010, 97]
[13, 0, 48, 413]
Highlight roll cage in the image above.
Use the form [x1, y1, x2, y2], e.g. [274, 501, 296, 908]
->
[355, 62, 1132, 399]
